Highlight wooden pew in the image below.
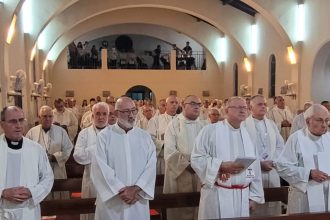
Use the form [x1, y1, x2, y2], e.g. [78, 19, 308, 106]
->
[53, 178, 82, 192]
[65, 163, 84, 178]
[41, 194, 330, 220]
[264, 187, 288, 204]
[46, 177, 289, 220]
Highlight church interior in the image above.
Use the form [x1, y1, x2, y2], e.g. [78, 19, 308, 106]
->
[1, 0, 330, 219]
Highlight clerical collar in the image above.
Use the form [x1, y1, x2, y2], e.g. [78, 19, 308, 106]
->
[5, 136, 23, 150]
[42, 127, 51, 133]
[95, 125, 106, 131]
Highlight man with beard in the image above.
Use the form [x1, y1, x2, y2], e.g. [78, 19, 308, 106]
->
[91, 97, 156, 220]
[74, 102, 110, 220]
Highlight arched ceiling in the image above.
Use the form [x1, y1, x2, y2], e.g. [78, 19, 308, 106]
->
[39, 0, 250, 55]
[10, 0, 292, 64]
[49, 8, 230, 66]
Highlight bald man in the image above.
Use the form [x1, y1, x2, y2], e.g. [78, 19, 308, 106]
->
[266, 96, 293, 141]
[290, 102, 313, 134]
[135, 105, 153, 130]
[148, 95, 179, 174]
[26, 105, 73, 200]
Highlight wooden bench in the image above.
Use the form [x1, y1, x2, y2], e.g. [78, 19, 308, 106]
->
[65, 163, 84, 178]
[46, 177, 289, 220]
[53, 178, 82, 192]
[41, 193, 330, 220]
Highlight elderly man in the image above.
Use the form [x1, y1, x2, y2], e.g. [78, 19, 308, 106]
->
[91, 97, 156, 220]
[26, 106, 73, 200]
[199, 99, 210, 120]
[321, 100, 330, 111]
[154, 99, 166, 116]
[148, 95, 179, 174]
[108, 104, 117, 125]
[277, 104, 330, 214]
[74, 102, 109, 220]
[242, 95, 284, 216]
[0, 106, 53, 220]
[81, 98, 97, 129]
[136, 105, 153, 130]
[164, 95, 207, 220]
[105, 96, 116, 106]
[53, 98, 78, 142]
[266, 96, 293, 141]
[191, 96, 264, 219]
[290, 102, 313, 134]
[208, 107, 220, 123]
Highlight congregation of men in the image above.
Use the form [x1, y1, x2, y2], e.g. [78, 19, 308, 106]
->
[1, 94, 330, 220]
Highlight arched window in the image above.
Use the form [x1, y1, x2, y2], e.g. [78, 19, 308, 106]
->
[233, 63, 238, 96]
[269, 55, 276, 98]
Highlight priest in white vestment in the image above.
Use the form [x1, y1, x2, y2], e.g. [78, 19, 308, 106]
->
[191, 97, 264, 219]
[80, 98, 96, 129]
[277, 104, 330, 214]
[74, 102, 109, 220]
[26, 106, 73, 200]
[198, 99, 209, 120]
[208, 108, 220, 124]
[153, 98, 166, 117]
[242, 95, 284, 216]
[0, 106, 54, 220]
[135, 105, 153, 130]
[53, 98, 78, 142]
[148, 95, 179, 174]
[91, 97, 156, 220]
[108, 104, 117, 125]
[290, 102, 313, 135]
[164, 95, 207, 220]
[266, 96, 293, 141]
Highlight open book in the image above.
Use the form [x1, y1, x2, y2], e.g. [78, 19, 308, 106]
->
[234, 157, 256, 173]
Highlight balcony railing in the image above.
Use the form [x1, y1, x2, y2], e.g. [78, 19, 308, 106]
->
[67, 48, 206, 70]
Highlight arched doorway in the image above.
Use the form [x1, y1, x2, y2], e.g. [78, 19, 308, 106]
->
[311, 42, 330, 102]
[125, 85, 154, 101]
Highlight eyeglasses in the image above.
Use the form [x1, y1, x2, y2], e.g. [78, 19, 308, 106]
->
[2, 118, 26, 124]
[184, 102, 202, 107]
[117, 108, 138, 115]
[227, 106, 248, 111]
[312, 117, 330, 125]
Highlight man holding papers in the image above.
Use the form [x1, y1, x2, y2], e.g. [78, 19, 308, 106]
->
[277, 104, 330, 214]
[191, 97, 264, 219]
[243, 95, 285, 216]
